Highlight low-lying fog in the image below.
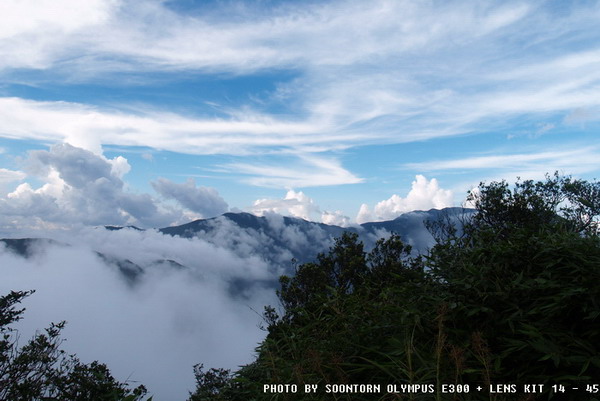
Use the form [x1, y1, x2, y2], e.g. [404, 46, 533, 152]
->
[1, 227, 281, 400]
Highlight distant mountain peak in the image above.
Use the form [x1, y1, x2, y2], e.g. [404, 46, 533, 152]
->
[104, 225, 144, 231]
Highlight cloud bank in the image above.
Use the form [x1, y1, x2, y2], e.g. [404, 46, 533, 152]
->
[0, 227, 277, 401]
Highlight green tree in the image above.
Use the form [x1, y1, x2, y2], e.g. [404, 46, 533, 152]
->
[427, 174, 600, 396]
[188, 364, 233, 401]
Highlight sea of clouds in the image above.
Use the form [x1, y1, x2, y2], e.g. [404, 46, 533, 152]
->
[0, 227, 281, 400]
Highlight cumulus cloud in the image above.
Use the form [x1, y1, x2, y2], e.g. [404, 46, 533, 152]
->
[249, 189, 351, 226]
[250, 190, 319, 221]
[321, 210, 352, 227]
[356, 175, 454, 223]
[26, 142, 116, 188]
[0, 143, 179, 229]
[152, 177, 228, 218]
[355, 204, 374, 226]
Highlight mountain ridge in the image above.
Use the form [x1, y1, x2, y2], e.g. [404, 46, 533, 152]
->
[2, 207, 473, 292]
[156, 207, 472, 265]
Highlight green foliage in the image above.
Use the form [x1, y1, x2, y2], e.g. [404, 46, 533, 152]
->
[191, 173, 600, 401]
[277, 233, 369, 321]
[189, 364, 233, 401]
[427, 173, 600, 397]
[0, 290, 149, 401]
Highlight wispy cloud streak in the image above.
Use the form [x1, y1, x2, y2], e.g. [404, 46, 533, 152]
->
[404, 147, 600, 174]
[2, 1, 600, 156]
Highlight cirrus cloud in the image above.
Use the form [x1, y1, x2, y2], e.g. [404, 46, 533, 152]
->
[2, 1, 600, 161]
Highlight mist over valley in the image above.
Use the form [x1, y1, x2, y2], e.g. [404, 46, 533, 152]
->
[0, 208, 469, 399]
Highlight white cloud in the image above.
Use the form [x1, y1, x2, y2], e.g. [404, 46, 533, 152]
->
[0, 168, 26, 185]
[356, 175, 454, 223]
[409, 146, 600, 211]
[0, 0, 115, 70]
[356, 203, 374, 225]
[0, 97, 342, 156]
[250, 189, 352, 227]
[1, 1, 600, 161]
[224, 155, 363, 188]
[108, 155, 131, 178]
[0, 143, 179, 229]
[0, 0, 113, 39]
[152, 177, 228, 218]
[321, 210, 351, 227]
[404, 147, 600, 176]
[250, 190, 319, 221]
[0, 1, 534, 74]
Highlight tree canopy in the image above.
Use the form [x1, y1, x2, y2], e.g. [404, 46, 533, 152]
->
[190, 173, 600, 401]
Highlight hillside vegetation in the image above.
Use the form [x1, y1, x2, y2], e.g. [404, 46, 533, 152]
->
[190, 173, 600, 401]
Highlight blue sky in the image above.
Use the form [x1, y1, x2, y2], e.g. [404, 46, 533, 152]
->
[1, 0, 600, 229]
